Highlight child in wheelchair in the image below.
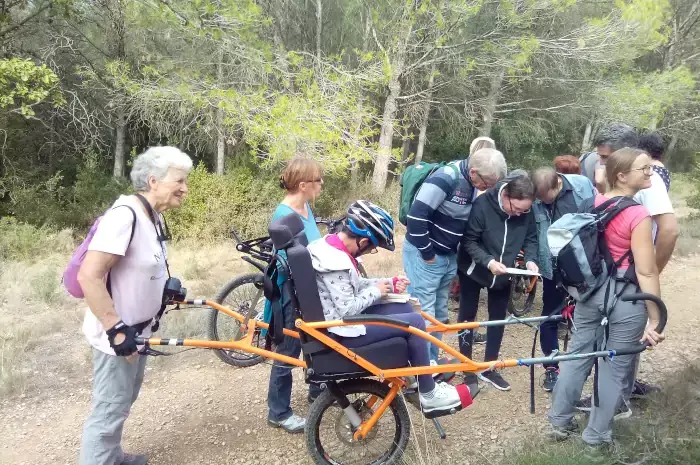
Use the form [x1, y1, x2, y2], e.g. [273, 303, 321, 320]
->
[306, 200, 464, 413]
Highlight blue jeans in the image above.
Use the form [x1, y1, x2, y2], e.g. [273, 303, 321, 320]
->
[267, 297, 321, 422]
[403, 240, 458, 362]
[540, 278, 567, 369]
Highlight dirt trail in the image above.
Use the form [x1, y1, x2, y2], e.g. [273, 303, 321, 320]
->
[0, 256, 697, 465]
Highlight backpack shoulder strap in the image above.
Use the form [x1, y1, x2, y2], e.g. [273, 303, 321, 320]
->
[596, 196, 638, 228]
[110, 205, 137, 249]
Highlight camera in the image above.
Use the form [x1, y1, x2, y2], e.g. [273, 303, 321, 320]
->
[163, 277, 187, 303]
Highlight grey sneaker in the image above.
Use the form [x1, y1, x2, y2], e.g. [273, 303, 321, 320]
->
[120, 454, 148, 465]
[545, 420, 579, 441]
[473, 331, 487, 344]
[268, 414, 306, 434]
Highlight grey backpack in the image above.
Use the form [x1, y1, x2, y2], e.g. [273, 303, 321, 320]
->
[547, 196, 638, 301]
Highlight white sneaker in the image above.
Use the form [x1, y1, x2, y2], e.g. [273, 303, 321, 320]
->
[419, 382, 462, 413]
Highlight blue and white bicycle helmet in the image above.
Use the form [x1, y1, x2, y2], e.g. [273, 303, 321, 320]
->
[345, 200, 395, 251]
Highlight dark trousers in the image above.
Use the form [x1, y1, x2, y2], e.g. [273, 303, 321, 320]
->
[457, 271, 511, 362]
[341, 303, 436, 394]
[540, 277, 567, 369]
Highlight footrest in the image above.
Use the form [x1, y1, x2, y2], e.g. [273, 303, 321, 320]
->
[423, 404, 464, 419]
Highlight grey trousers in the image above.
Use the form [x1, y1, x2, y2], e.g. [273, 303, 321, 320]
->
[548, 279, 647, 445]
[79, 349, 147, 465]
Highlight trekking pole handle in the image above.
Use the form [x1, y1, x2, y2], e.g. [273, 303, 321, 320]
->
[620, 293, 667, 335]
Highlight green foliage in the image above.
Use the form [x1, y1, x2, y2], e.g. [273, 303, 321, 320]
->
[7, 152, 129, 232]
[0, 218, 74, 262]
[0, 59, 65, 117]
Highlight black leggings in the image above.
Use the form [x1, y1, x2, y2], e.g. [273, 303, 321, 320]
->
[457, 271, 511, 362]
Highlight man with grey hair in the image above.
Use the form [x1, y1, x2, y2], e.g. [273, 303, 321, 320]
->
[78, 146, 192, 465]
[404, 146, 507, 363]
[580, 123, 639, 192]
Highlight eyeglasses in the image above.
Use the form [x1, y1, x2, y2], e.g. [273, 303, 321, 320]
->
[508, 197, 531, 215]
[475, 172, 496, 189]
[625, 165, 652, 175]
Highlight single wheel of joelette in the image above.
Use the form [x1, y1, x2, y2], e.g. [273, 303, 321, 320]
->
[306, 379, 411, 465]
[508, 275, 537, 317]
[207, 273, 268, 367]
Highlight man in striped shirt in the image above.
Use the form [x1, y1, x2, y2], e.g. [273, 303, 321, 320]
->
[403, 148, 508, 362]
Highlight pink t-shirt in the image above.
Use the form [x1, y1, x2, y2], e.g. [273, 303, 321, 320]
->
[82, 195, 168, 354]
[594, 195, 650, 269]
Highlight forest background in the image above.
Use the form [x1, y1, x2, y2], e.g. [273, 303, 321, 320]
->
[1, 0, 700, 242]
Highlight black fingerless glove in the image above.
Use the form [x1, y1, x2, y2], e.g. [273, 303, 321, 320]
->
[106, 321, 138, 356]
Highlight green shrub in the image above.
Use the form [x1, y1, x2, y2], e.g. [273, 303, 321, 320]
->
[0, 218, 74, 262]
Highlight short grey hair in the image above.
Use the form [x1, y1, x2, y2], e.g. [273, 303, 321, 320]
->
[469, 147, 508, 181]
[130, 146, 193, 192]
[469, 136, 496, 155]
[532, 167, 558, 190]
[593, 123, 639, 152]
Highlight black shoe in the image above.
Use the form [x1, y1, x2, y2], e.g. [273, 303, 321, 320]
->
[631, 379, 661, 399]
[574, 396, 632, 420]
[574, 396, 592, 412]
[542, 367, 559, 392]
[478, 371, 511, 391]
[120, 454, 148, 465]
[546, 420, 579, 441]
[473, 331, 487, 344]
[463, 372, 478, 386]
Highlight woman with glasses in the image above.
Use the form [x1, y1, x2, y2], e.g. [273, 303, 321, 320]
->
[266, 157, 325, 434]
[456, 171, 539, 391]
[547, 148, 664, 447]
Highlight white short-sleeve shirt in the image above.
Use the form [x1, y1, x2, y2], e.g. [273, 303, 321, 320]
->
[633, 171, 674, 241]
[82, 195, 168, 354]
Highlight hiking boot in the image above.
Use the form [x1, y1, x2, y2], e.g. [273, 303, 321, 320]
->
[542, 367, 559, 392]
[574, 396, 632, 420]
[419, 382, 462, 413]
[583, 440, 617, 460]
[268, 414, 306, 434]
[545, 420, 579, 441]
[574, 396, 592, 412]
[120, 454, 148, 465]
[473, 331, 487, 344]
[614, 400, 632, 420]
[631, 379, 661, 399]
[478, 371, 511, 391]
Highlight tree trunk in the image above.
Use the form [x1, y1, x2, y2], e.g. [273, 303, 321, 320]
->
[401, 130, 412, 162]
[349, 7, 372, 183]
[415, 63, 437, 165]
[666, 133, 679, 164]
[478, 68, 505, 137]
[215, 48, 226, 175]
[216, 110, 225, 175]
[372, 76, 401, 193]
[581, 119, 594, 153]
[371, 22, 413, 193]
[315, 0, 322, 61]
[113, 107, 126, 178]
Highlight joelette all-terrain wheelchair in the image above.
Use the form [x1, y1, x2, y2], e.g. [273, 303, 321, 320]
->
[137, 213, 668, 465]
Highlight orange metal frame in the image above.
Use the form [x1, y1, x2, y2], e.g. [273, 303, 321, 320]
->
[143, 299, 520, 441]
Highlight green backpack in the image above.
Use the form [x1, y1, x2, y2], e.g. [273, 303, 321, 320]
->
[398, 161, 460, 226]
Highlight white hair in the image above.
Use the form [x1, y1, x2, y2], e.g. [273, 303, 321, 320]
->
[469, 147, 508, 181]
[469, 136, 495, 155]
[130, 146, 193, 192]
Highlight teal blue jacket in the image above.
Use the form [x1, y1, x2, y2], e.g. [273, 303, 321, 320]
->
[534, 174, 596, 280]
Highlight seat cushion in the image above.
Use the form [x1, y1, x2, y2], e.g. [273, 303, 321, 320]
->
[307, 337, 409, 381]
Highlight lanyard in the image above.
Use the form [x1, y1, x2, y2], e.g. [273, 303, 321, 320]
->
[135, 193, 171, 279]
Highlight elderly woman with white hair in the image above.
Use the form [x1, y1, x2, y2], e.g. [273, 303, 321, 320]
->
[78, 146, 192, 465]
